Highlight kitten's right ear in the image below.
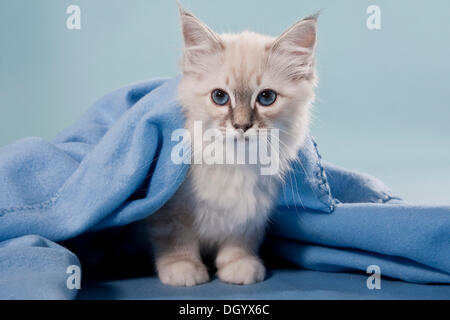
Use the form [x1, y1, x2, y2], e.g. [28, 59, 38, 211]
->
[179, 7, 223, 74]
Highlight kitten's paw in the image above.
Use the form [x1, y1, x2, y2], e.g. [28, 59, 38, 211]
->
[158, 259, 209, 287]
[217, 256, 265, 285]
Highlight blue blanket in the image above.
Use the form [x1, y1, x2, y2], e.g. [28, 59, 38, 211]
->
[0, 77, 449, 299]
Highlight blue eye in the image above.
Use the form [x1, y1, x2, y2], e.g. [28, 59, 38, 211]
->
[211, 89, 230, 106]
[257, 90, 277, 106]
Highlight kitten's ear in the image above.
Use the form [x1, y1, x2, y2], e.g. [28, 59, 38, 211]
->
[269, 15, 318, 81]
[179, 8, 222, 74]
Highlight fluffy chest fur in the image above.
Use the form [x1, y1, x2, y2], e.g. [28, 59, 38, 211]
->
[178, 163, 279, 241]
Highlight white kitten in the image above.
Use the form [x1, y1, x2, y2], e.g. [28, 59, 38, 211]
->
[146, 8, 318, 286]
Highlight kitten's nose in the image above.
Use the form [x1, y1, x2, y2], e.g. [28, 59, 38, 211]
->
[233, 123, 253, 132]
[231, 105, 253, 133]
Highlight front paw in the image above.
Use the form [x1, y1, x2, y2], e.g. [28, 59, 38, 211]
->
[157, 259, 210, 287]
[217, 256, 265, 285]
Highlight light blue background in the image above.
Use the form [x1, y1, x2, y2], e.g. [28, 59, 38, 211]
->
[0, 0, 449, 205]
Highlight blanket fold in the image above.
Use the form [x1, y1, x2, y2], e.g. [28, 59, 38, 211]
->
[0, 77, 449, 299]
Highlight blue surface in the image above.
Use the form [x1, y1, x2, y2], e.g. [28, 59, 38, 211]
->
[0, 78, 449, 299]
[77, 269, 450, 300]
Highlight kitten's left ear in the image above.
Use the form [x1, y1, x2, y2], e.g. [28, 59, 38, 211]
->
[269, 14, 318, 81]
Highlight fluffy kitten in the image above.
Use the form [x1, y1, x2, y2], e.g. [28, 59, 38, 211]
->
[147, 8, 318, 286]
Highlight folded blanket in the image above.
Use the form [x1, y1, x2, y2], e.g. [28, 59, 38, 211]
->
[0, 77, 449, 299]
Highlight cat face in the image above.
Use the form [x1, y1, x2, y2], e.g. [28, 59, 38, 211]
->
[178, 9, 318, 161]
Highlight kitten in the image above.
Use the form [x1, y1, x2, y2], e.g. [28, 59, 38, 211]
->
[146, 8, 318, 286]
